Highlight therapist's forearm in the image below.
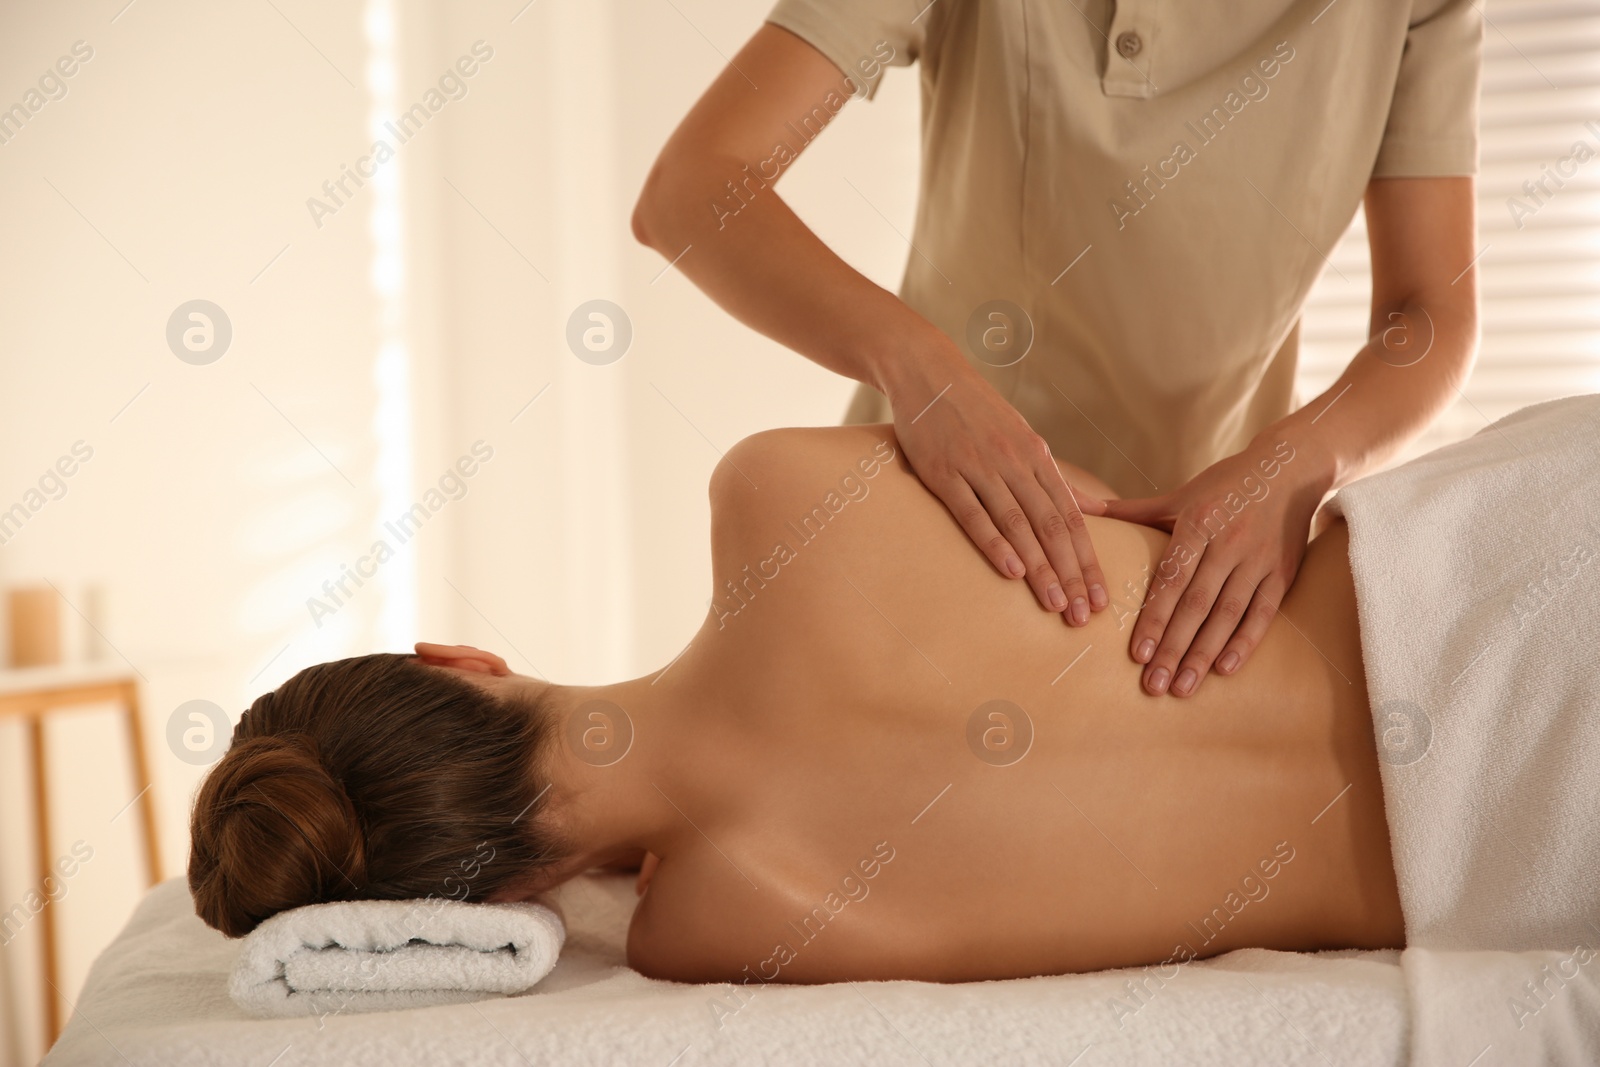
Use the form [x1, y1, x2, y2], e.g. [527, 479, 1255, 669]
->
[632, 157, 961, 398]
[1272, 175, 1482, 498]
[634, 149, 1111, 620]
[1267, 301, 1478, 495]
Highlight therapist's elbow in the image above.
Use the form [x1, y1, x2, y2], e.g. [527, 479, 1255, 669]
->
[630, 172, 660, 249]
[631, 154, 686, 252]
[633, 148, 730, 253]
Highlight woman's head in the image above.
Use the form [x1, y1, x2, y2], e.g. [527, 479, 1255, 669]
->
[188, 650, 566, 937]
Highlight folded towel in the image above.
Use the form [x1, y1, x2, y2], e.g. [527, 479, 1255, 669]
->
[229, 895, 565, 1019]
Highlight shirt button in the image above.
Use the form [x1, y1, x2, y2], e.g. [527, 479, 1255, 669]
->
[1116, 31, 1143, 58]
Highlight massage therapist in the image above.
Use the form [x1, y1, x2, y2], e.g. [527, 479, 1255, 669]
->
[631, 0, 1482, 697]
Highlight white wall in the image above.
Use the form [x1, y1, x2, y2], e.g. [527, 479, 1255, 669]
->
[432, 0, 921, 681]
[0, 2, 919, 1062]
[0, 2, 385, 1060]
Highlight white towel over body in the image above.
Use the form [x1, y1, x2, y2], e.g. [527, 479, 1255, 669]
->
[1330, 393, 1600, 1064]
[229, 895, 565, 1019]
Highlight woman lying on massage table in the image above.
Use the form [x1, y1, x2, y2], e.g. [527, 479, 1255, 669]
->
[189, 424, 1402, 983]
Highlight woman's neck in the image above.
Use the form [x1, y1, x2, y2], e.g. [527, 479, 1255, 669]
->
[535, 671, 702, 874]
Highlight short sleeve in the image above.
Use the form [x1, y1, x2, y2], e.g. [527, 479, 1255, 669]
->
[765, 0, 926, 101]
[1372, 0, 1483, 177]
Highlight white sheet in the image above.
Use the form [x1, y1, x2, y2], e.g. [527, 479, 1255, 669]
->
[46, 876, 1408, 1067]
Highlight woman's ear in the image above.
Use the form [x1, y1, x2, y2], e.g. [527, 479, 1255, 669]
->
[413, 642, 511, 676]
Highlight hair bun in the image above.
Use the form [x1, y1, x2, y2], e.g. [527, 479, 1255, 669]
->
[188, 733, 368, 937]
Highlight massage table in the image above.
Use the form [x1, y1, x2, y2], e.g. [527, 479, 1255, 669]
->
[45, 397, 1600, 1066]
[44, 872, 1411, 1066]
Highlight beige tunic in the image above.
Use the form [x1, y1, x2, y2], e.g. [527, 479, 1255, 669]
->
[767, 0, 1481, 496]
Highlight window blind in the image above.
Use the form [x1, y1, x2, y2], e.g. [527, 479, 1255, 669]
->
[1297, 0, 1600, 462]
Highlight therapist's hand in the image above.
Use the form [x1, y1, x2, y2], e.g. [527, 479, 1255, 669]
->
[1101, 436, 1329, 696]
[887, 352, 1109, 624]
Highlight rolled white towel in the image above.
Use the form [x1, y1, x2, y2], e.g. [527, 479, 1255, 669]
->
[229, 896, 565, 1019]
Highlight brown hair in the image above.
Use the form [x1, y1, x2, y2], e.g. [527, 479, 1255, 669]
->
[188, 653, 565, 937]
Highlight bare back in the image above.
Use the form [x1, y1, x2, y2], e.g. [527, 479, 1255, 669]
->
[628, 426, 1402, 983]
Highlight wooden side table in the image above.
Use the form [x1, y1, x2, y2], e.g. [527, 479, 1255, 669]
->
[0, 663, 162, 1044]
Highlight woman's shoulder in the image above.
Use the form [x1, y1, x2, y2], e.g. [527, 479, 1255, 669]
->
[702, 424, 923, 625]
[624, 851, 782, 984]
[626, 847, 901, 985]
[706, 425, 910, 546]
[709, 424, 902, 499]
[711, 423, 1119, 505]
